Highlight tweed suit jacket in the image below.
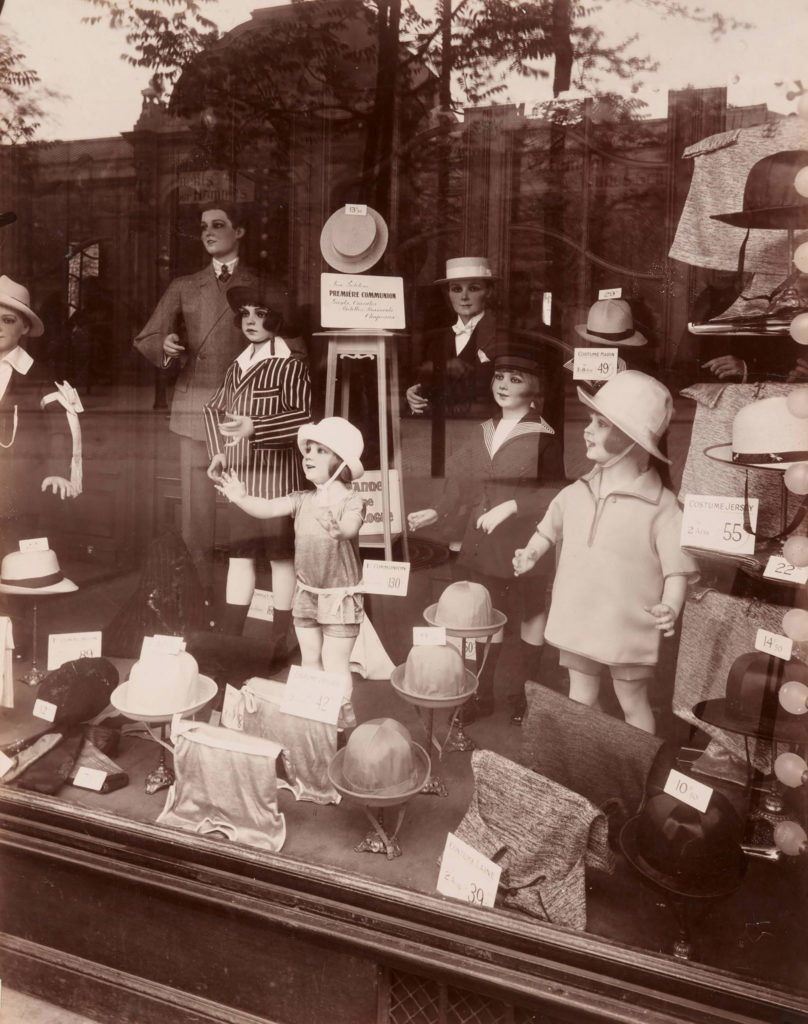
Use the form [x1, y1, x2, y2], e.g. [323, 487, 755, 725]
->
[134, 263, 263, 442]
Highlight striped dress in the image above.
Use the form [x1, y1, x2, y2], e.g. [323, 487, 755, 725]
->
[203, 339, 311, 499]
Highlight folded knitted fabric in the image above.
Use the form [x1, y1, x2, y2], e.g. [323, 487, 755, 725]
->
[13, 728, 85, 794]
[455, 749, 614, 930]
[519, 682, 666, 838]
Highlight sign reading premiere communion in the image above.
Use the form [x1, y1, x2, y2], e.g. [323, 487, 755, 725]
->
[321, 273, 405, 329]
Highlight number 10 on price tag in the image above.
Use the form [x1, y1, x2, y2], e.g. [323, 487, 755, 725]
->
[362, 559, 410, 596]
[437, 831, 501, 909]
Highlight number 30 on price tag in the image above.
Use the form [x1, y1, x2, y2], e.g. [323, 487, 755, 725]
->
[437, 832, 501, 909]
[361, 559, 410, 596]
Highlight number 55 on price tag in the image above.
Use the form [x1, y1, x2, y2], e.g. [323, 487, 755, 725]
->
[681, 494, 758, 556]
[361, 559, 410, 596]
[437, 832, 501, 909]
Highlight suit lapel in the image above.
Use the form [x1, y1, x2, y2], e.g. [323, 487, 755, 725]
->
[194, 265, 231, 353]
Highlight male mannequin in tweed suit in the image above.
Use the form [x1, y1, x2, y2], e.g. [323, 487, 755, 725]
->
[134, 204, 304, 597]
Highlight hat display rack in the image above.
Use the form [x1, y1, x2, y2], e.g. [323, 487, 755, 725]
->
[0, 546, 78, 686]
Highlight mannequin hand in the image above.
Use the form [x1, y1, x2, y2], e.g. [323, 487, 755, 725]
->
[408, 508, 438, 532]
[513, 547, 539, 576]
[206, 453, 227, 482]
[702, 356, 744, 380]
[646, 602, 677, 637]
[315, 508, 343, 538]
[41, 476, 76, 500]
[787, 357, 808, 383]
[406, 384, 428, 414]
[477, 501, 516, 534]
[162, 333, 185, 358]
[216, 469, 247, 502]
[219, 414, 254, 445]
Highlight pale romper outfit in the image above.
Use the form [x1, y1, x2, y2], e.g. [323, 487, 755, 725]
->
[536, 466, 698, 679]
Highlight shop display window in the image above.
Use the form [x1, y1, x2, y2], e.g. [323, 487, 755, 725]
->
[1, 1, 807, 1019]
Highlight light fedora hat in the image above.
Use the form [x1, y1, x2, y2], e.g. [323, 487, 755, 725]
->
[704, 395, 808, 470]
[435, 256, 497, 285]
[320, 205, 389, 273]
[577, 370, 673, 463]
[0, 275, 44, 337]
[0, 547, 77, 595]
[575, 298, 647, 348]
[297, 417, 364, 480]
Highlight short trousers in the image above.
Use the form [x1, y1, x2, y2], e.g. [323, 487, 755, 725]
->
[228, 502, 294, 560]
[293, 617, 360, 639]
[558, 649, 655, 682]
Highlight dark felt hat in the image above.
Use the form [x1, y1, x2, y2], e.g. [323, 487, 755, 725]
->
[711, 150, 808, 230]
[620, 790, 746, 899]
[694, 651, 808, 744]
[37, 658, 119, 727]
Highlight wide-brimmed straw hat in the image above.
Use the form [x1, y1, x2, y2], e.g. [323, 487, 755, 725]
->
[297, 418, 364, 480]
[435, 257, 497, 285]
[704, 395, 808, 470]
[0, 548, 77, 595]
[577, 370, 672, 463]
[328, 718, 429, 805]
[320, 206, 388, 273]
[0, 275, 44, 337]
[574, 298, 647, 348]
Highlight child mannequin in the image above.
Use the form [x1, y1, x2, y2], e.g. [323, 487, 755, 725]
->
[204, 285, 311, 646]
[409, 348, 564, 720]
[218, 418, 365, 723]
[513, 371, 697, 733]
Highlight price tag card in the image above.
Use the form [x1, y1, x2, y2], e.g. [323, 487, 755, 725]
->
[19, 537, 49, 552]
[47, 631, 102, 671]
[663, 769, 713, 814]
[437, 832, 501, 909]
[345, 203, 367, 216]
[0, 750, 15, 779]
[755, 628, 793, 662]
[362, 559, 410, 596]
[572, 347, 618, 381]
[464, 638, 477, 660]
[33, 699, 58, 723]
[280, 665, 344, 725]
[763, 555, 808, 585]
[139, 635, 186, 658]
[413, 627, 446, 646]
[681, 494, 758, 556]
[598, 287, 623, 300]
[542, 291, 552, 326]
[247, 588, 274, 621]
[73, 766, 107, 792]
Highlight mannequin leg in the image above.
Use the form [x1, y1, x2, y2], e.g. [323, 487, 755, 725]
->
[296, 625, 324, 668]
[613, 678, 656, 733]
[321, 634, 357, 730]
[567, 669, 601, 708]
[269, 558, 295, 643]
[475, 633, 503, 717]
[218, 558, 255, 635]
[510, 611, 548, 724]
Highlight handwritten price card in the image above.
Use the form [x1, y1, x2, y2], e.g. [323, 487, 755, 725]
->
[140, 635, 186, 658]
[72, 767, 107, 792]
[763, 556, 808, 585]
[362, 559, 410, 596]
[572, 347, 618, 381]
[437, 832, 501, 909]
[33, 699, 58, 723]
[413, 627, 446, 646]
[598, 287, 623, 300]
[681, 494, 758, 556]
[47, 631, 102, 671]
[247, 588, 274, 621]
[663, 769, 713, 814]
[281, 665, 344, 725]
[755, 628, 793, 662]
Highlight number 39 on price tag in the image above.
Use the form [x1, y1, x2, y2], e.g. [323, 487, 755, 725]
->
[361, 559, 410, 596]
[437, 832, 501, 908]
[681, 494, 758, 556]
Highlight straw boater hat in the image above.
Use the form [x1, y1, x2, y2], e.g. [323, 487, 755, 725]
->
[297, 418, 364, 480]
[435, 257, 497, 285]
[576, 370, 673, 463]
[705, 395, 808, 470]
[390, 645, 478, 708]
[423, 580, 507, 637]
[0, 548, 77, 595]
[0, 275, 44, 337]
[320, 206, 388, 273]
[574, 298, 647, 348]
[328, 718, 430, 805]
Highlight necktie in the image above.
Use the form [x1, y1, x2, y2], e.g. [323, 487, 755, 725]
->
[218, 263, 231, 283]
